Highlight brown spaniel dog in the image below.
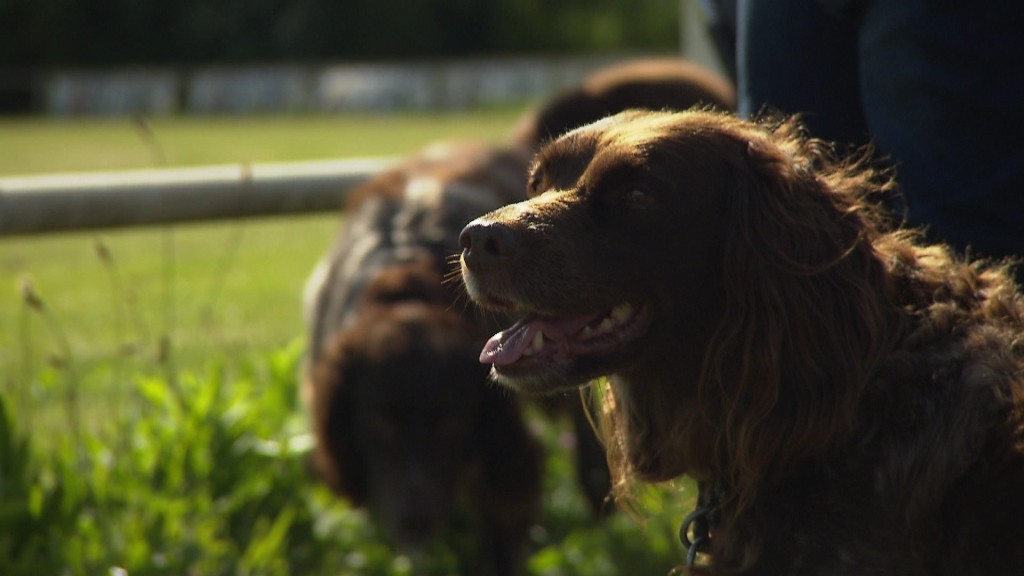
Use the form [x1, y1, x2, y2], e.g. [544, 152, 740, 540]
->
[459, 110, 1024, 575]
[304, 141, 541, 575]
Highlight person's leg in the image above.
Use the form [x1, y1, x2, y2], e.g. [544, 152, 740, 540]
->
[737, 0, 869, 148]
[859, 0, 1024, 261]
[700, 0, 739, 81]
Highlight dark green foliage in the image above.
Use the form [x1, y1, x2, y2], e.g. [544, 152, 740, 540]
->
[0, 0, 679, 67]
[0, 394, 75, 576]
[0, 342, 401, 575]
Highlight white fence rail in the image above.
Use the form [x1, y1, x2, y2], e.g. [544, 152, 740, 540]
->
[0, 157, 395, 236]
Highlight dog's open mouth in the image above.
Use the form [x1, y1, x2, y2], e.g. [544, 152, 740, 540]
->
[479, 301, 653, 389]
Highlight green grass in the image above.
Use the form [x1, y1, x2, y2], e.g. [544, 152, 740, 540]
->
[0, 109, 528, 432]
[2, 216, 342, 434]
[0, 109, 526, 176]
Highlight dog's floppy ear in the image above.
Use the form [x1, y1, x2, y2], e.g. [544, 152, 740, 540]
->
[312, 336, 369, 504]
[700, 118, 894, 505]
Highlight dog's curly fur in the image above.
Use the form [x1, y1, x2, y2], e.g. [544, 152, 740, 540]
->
[459, 109, 1024, 575]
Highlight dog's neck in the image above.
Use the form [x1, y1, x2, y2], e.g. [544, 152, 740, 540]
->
[609, 349, 718, 482]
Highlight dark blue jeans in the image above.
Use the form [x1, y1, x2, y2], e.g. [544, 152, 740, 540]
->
[737, 0, 1024, 263]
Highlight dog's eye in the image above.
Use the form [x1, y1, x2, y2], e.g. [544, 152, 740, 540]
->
[623, 187, 656, 206]
[527, 169, 544, 196]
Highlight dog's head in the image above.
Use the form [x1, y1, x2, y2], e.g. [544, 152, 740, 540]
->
[460, 109, 898, 489]
[461, 110, 739, 393]
[311, 299, 492, 549]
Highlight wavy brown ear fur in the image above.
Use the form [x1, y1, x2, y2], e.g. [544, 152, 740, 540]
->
[312, 334, 368, 504]
[700, 117, 903, 509]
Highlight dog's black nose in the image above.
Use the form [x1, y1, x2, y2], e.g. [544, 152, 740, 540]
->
[459, 219, 518, 271]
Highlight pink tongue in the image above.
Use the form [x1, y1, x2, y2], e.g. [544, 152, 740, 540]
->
[480, 313, 600, 366]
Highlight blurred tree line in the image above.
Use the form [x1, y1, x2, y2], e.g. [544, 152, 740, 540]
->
[1, 0, 678, 68]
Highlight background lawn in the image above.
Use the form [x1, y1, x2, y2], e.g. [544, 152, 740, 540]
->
[0, 109, 523, 432]
[0, 110, 694, 575]
[0, 109, 526, 175]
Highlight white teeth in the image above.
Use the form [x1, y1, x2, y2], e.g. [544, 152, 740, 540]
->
[611, 303, 633, 323]
[581, 303, 634, 338]
[524, 331, 545, 356]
